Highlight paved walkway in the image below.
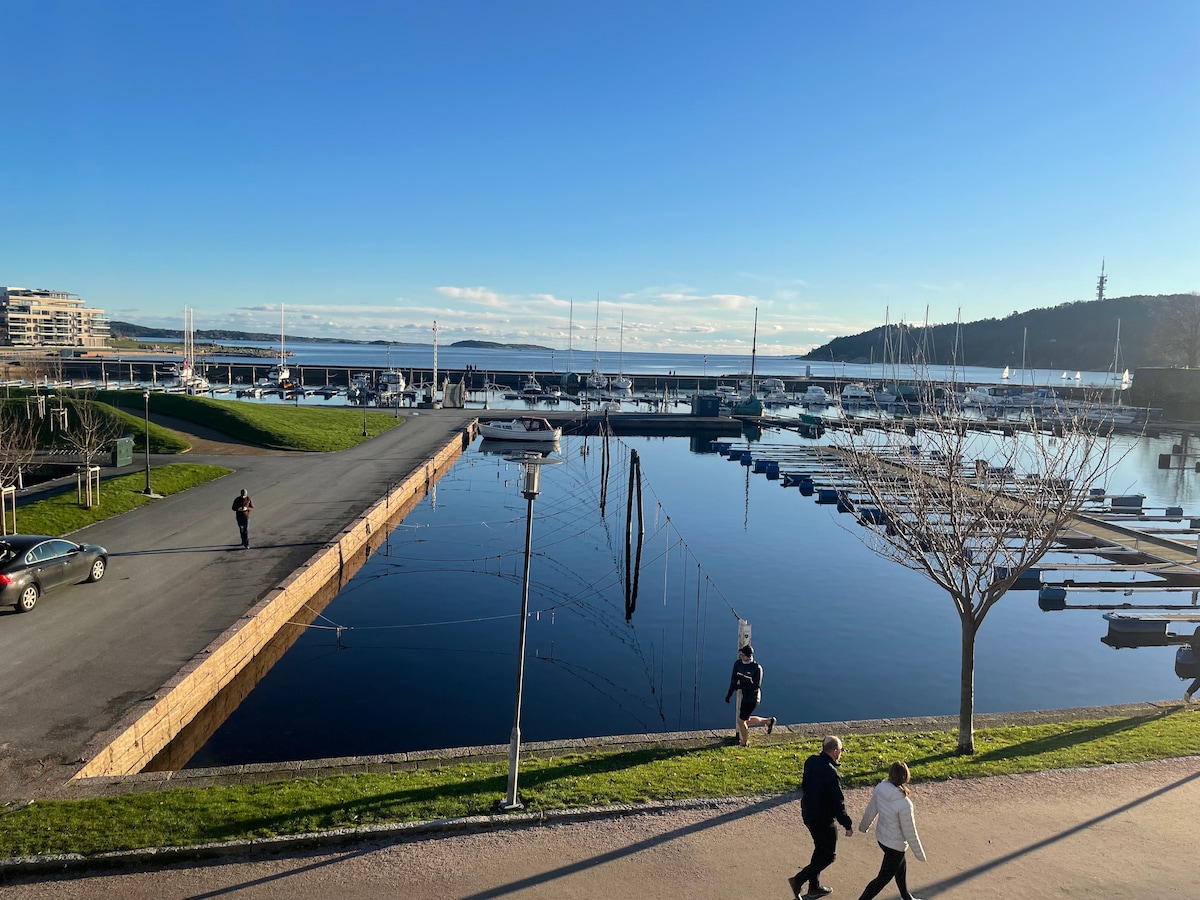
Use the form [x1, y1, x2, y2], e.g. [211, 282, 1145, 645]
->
[2, 756, 1196, 898]
[0, 408, 477, 801]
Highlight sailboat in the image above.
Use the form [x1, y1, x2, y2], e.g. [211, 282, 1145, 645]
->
[176, 306, 210, 394]
[267, 304, 295, 389]
[731, 309, 764, 416]
[1001, 365, 1010, 380]
[586, 294, 607, 391]
[610, 311, 632, 392]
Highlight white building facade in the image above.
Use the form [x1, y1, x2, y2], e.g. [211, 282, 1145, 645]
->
[0, 287, 110, 349]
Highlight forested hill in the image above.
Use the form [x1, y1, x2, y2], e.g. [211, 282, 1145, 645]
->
[801, 294, 1198, 371]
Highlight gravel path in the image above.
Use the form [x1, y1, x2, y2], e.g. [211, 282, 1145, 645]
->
[3, 756, 1196, 898]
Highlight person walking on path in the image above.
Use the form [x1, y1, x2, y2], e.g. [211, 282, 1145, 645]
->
[855, 761, 926, 900]
[231, 488, 254, 549]
[789, 735, 854, 899]
[724, 645, 776, 747]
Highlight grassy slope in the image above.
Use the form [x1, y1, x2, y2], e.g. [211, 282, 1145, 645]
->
[98, 391, 402, 451]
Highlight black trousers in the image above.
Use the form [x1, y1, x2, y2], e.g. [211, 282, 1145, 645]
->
[236, 513, 250, 547]
[858, 843, 911, 900]
[794, 818, 839, 890]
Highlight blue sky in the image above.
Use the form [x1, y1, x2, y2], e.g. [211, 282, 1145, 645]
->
[2, 1, 1196, 355]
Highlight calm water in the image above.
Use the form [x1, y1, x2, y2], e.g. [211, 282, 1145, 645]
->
[185, 427, 1198, 768]
[149, 338, 1125, 390]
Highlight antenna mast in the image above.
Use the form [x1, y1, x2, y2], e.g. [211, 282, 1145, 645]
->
[1096, 259, 1107, 303]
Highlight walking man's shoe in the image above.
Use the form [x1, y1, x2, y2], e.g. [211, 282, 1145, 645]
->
[767, 716, 776, 734]
[805, 887, 834, 898]
[787, 875, 802, 899]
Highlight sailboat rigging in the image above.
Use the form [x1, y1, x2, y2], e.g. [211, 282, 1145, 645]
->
[267, 304, 294, 388]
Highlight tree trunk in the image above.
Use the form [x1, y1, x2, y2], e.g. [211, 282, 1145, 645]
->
[958, 617, 977, 753]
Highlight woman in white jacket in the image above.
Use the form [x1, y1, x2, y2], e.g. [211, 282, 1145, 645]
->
[856, 761, 926, 900]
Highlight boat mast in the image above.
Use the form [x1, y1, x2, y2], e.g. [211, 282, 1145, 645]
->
[1112, 319, 1121, 405]
[750, 308, 758, 392]
[593, 293, 600, 369]
[567, 299, 574, 373]
[618, 310, 624, 376]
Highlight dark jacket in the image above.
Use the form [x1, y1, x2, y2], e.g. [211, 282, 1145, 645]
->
[725, 658, 762, 703]
[800, 751, 852, 829]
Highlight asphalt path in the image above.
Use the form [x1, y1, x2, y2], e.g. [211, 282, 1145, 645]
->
[2, 756, 1195, 898]
[0, 409, 477, 801]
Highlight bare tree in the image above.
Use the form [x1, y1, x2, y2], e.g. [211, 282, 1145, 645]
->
[1152, 294, 1200, 367]
[0, 402, 38, 489]
[827, 380, 1126, 753]
[61, 391, 124, 467]
[19, 352, 64, 390]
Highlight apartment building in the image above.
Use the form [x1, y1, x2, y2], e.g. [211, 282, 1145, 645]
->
[0, 286, 110, 349]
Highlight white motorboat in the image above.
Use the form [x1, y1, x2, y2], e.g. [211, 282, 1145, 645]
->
[520, 375, 543, 396]
[478, 416, 563, 441]
[840, 383, 873, 404]
[801, 385, 828, 405]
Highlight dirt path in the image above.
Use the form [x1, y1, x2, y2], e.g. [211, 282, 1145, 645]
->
[3, 756, 1196, 898]
[149, 412, 303, 456]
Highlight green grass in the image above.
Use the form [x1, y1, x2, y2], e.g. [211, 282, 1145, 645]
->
[13, 464, 233, 536]
[0, 709, 1195, 858]
[98, 391, 402, 451]
[107, 406, 192, 454]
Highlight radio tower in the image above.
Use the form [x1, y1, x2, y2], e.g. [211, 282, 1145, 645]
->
[1096, 259, 1108, 303]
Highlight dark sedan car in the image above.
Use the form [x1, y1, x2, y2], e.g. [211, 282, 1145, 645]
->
[0, 535, 108, 613]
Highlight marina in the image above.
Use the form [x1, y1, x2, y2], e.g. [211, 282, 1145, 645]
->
[167, 417, 1200, 769]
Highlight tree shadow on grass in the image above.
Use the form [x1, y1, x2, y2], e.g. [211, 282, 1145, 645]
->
[970, 709, 1178, 763]
[202, 745, 710, 842]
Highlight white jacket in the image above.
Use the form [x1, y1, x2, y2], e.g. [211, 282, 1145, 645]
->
[858, 779, 927, 861]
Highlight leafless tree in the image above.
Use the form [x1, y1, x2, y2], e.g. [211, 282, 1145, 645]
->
[0, 403, 38, 490]
[826, 380, 1128, 753]
[61, 391, 123, 467]
[1153, 294, 1200, 367]
[19, 352, 64, 390]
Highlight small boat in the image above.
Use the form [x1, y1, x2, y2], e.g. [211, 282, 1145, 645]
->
[840, 383, 874, 404]
[478, 416, 563, 442]
[520, 374, 543, 396]
[801, 385, 828, 405]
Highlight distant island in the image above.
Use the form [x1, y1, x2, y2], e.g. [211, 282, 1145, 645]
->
[109, 322, 550, 351]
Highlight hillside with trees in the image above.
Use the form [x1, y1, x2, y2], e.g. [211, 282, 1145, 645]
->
[802, 294, 1200, 372]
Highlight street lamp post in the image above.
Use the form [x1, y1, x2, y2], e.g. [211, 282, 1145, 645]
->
[142, 389, 152, 495]
[499, 452, 559, 811]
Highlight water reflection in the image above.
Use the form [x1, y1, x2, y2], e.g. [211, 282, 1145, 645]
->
[182, 429, 1196, 768]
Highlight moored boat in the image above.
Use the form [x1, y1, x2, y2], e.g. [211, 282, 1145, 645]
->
[478, 416, 563, 441]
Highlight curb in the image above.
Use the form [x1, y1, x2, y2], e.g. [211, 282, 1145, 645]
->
[0, 795, 755, 880]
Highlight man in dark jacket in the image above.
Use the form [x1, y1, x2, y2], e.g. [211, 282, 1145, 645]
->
[724, 645, 776, 746]
[231, 488, 254, 549]
[788, 735, 854, 899]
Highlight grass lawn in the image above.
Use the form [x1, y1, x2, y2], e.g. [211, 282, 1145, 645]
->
[12, 464, 233, 536]
[0, 708, 1195, 858]
[98, 391, 402, 451]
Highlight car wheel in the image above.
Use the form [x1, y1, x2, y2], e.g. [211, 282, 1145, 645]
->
[15, 584, 39, 613]
[88, 557, 107, 582]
